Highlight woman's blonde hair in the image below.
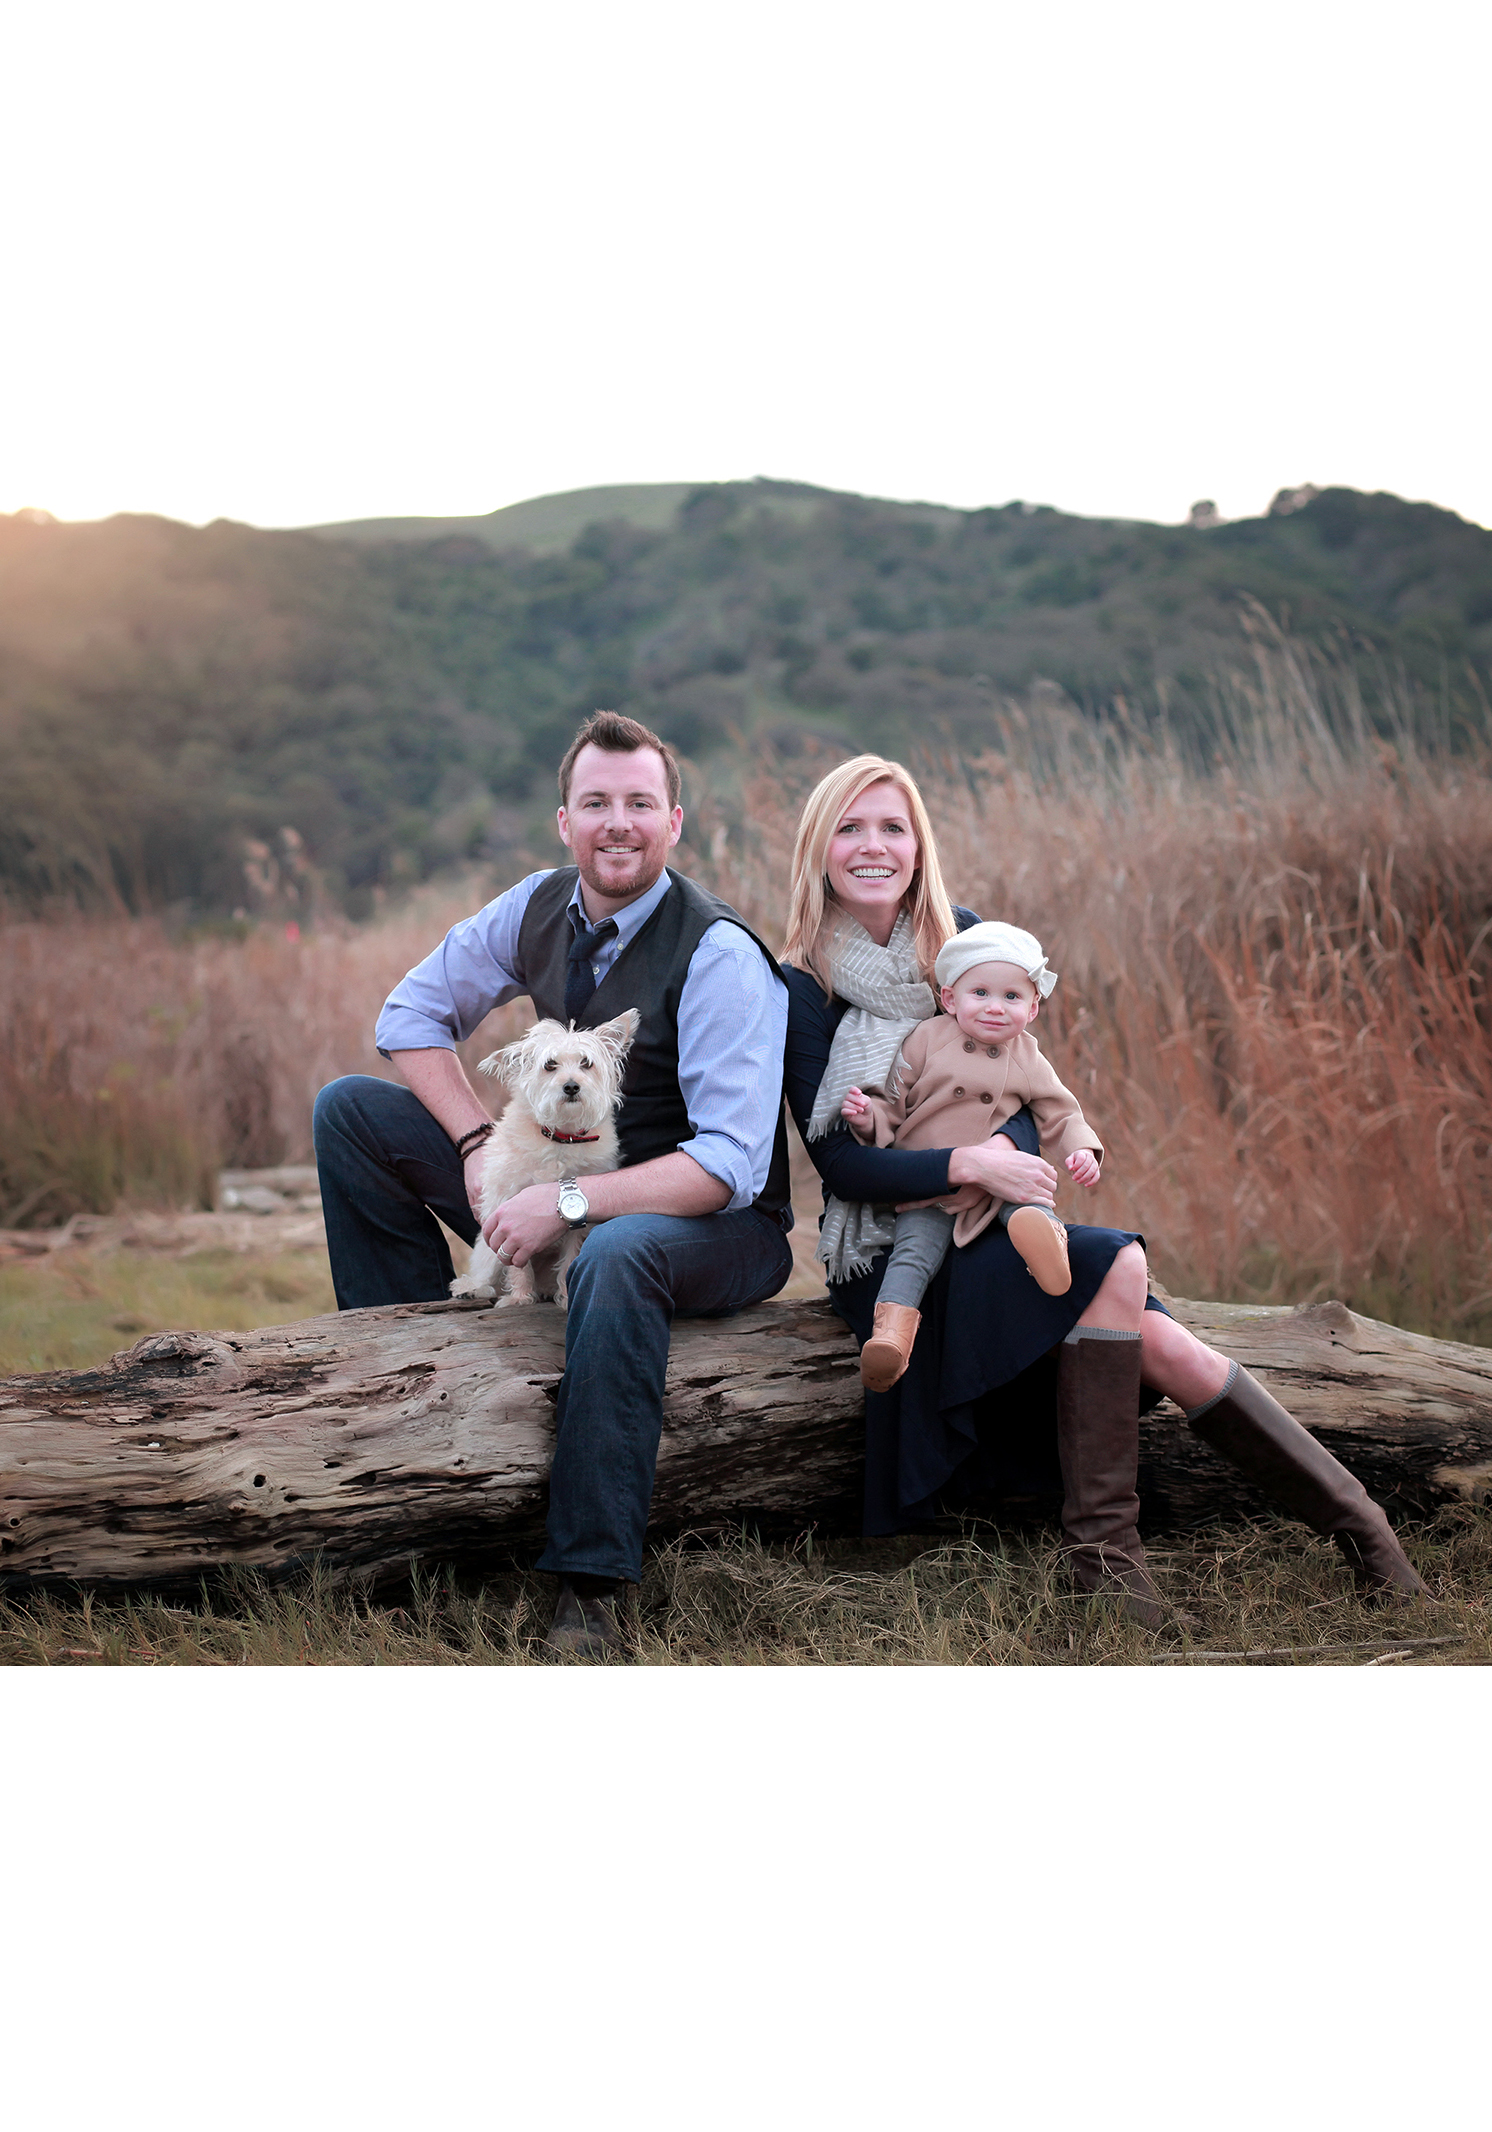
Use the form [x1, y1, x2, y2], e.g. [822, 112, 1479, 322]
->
[782, 754, 957, 995]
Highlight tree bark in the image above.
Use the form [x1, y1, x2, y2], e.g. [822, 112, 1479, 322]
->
[2, 1296, 1490, 1591]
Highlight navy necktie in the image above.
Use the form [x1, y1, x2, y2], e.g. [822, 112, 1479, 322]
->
[564, 913, 618, 1025]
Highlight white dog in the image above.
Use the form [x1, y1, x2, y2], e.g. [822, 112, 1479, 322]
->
[450, 1008, 640, 1309]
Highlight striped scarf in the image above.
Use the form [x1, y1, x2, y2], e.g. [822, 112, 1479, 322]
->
[807, 912, 937, 1283]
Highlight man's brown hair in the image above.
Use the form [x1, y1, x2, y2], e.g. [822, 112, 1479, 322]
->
[558, 711, 681, 810]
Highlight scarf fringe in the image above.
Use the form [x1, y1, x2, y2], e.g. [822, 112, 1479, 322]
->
[815, 1234, 886, 1280]
[809, 913, 938, 1286]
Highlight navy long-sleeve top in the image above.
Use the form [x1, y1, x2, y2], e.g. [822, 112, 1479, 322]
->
[781, 906, 1039, 1210]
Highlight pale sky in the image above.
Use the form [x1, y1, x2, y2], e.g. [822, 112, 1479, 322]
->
[5, 0, 1488, 532]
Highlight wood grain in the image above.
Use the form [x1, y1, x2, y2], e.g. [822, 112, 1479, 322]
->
[3, 1295, 1489, 1589]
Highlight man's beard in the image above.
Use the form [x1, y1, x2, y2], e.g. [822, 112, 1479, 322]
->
[575, 845, 665, 901]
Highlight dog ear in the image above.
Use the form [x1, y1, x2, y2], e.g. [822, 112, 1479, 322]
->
[593, 1007, 641, 1061]
[477, 1043, 521, 1085]
[481, 1017, 567, 1084]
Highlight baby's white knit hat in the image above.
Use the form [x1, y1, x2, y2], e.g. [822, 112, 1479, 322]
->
[935, 921, 1058, 998]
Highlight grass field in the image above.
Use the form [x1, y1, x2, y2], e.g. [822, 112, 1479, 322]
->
[0, 1152, 823, 1377]
[3, 1511, 1488, 1667]
[0, 1231, 336, 1374]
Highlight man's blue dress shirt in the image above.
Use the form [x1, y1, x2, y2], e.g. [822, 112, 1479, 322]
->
[376, 870, 788, 1212]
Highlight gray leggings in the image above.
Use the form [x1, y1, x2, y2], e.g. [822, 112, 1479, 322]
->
[878, 1206, 956, 1309]
[878, 1199, 1062, 1310]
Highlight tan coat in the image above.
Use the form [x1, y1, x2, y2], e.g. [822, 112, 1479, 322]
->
[851, 1015, 1104, 1248]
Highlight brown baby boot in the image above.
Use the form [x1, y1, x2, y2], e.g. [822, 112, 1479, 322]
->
[1006, 1205, 1072, 1296]
[861, 1303, 921, 1392]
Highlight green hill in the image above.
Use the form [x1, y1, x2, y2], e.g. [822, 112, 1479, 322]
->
[3, 478, 1489, 917]
[306, 482, 709, 555]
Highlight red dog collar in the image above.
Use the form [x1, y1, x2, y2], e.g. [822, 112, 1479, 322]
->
[540, 1126, 602, 1143]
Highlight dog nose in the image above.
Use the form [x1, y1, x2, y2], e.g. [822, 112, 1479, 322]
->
[562, 1080, 581, 1099]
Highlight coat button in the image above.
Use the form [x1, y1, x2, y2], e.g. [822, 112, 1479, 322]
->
[979, 1091, 993, 1103]
[987, 1045, 1000, 1057]
[962, 1040, 975, 1053]
[953, 1086, 965, 1098]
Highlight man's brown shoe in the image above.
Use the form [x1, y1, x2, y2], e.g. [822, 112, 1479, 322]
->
[545, 1579, 630, 1660]
[1006, 1206, 1072, 1295]
[861, 1302, 921, 1392]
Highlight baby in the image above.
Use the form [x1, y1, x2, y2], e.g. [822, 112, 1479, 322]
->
[841, 921, 1104, 1392]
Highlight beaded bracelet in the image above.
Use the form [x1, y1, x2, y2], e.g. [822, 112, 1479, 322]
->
[454, 1121, 495, 1157]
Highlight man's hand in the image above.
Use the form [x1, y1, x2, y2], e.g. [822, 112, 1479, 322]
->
[482, 1182, 569, 1269]
[1067, 1149, 1101, 1190]
[482, 1150, 731, 1267]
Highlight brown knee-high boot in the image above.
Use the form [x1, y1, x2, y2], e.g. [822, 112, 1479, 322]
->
[1188, 1364, 1425, 1601]
[1056, 1330, 1166, 1629]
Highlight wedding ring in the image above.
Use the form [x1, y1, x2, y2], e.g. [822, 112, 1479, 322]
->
[496, 1247, 512, 1263]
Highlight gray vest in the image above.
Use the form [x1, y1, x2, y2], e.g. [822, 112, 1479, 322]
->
[514, 867, 791, 1216]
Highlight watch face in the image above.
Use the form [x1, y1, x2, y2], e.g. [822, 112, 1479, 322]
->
[559, 1184, 588, 1221]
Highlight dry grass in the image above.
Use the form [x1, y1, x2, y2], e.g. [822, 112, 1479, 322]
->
[693, 629, 1492, 1344]
[1, 627, 1489, 1666]
[0, 876, 533, 1227]
[3, 631, 1489, 1338]
[2, 1507, 1487, 1667]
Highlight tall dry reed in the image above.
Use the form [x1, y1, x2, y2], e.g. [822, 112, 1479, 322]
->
[3, 631, 1488, 1339]
[0, 879, 531, 1226]
[691, 633, 1492, 1340]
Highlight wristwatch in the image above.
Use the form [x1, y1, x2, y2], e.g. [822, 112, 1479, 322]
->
[557, 1178, 590, 1228]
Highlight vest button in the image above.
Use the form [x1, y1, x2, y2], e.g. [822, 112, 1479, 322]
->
[963, 1040, 975, 1053]
[953, 1086, 965, 1098]
[979, 1091, 993, 1104]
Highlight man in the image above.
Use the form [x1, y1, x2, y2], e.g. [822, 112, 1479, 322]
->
[312, 712, 794, 1656]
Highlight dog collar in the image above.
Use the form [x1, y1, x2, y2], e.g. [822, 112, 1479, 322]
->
[540, 1126, 602, 1143]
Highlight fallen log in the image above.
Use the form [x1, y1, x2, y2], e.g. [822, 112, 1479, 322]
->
[2, 1296, 1490, 1590]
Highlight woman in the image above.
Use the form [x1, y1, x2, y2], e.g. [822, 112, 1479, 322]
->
[780, 754, 1424, 1621]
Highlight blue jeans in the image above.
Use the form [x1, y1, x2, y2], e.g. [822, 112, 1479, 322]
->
[313, 1075, 478, 1306]
[537, 1208, 794, 1581]
[312, 1075, 794, 1580]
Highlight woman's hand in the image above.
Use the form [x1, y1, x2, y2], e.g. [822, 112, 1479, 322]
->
[948, 1139, 1059, 1207]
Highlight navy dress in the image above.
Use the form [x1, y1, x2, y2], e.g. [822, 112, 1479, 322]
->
[783, 911, 1167, 1535]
